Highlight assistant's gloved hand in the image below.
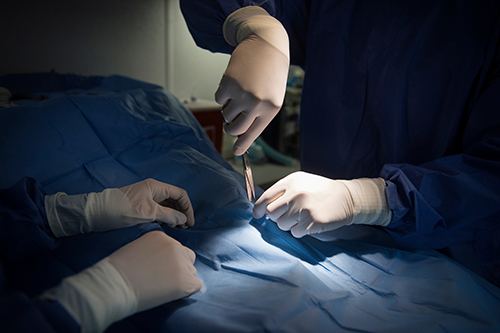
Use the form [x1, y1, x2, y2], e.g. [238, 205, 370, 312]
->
[45, 178, 194, 238]
[40, 231, 202, 333]
[217, 6, 290, 156]
[253, 171, 392, 238]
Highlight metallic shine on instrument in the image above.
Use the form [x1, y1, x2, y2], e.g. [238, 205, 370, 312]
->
[242, 151, 256, 203]
[221, 106, 256, 203]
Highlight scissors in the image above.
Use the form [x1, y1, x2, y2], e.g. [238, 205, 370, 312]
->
[241, 150, 256, 203]
[222, 108, 256, 203]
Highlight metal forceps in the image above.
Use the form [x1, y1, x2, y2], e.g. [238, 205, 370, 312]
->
[221, 107, 256, 203]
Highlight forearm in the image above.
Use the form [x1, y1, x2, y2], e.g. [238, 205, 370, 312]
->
[0, 292, 80, 333]
[179, 0, 308, 67]
[180, 0, 244, 54]
[381, 139, 500, 249]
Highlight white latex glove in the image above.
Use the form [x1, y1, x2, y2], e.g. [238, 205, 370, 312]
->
[45, 178, 194, 238]
[40, 231, 202, 333]
[253, 171, 392, 238]
[217, 6, 290, 156]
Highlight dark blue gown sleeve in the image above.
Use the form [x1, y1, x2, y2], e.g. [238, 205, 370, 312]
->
[179, 0, 309, 67]
[381, 21, 500, 246]
[0, 178, 79, 332]
[381, 32, 500, 284]
[0, 177, 58, 259]
[382, 135, 500, 251]
[0, 291, 80, 333]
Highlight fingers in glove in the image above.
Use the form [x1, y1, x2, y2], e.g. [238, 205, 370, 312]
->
[219, 93, 261, 132]
[183, 246, 197, 264]
[179, 247, 201, 296]
[165, 187, 195, 227]
[274, 206, 302, 232]
[253, 185, 286, 218]
[231, 115, 271, 156]
[215, 75, 233, 106]
[289, 223, 309, 238]
[223, 107, 253, 137]
[158, 197, 197, 229]
[147, 179, 195, 227]
[219, 95, 248, 124]
[289, 220, 317, 238]
[264, 189, 315, 236]
[157, 199, 188, 227]
[276, 209, 317, 238]
[108, 231, 202, 310]
[266, 198, 289, 222]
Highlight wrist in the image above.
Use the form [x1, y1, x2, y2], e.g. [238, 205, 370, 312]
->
[45, 193, 88, 237]
[84, 189, 132, 232]
[223, 6, 289, 58]
[223, 7, 269, 46]
[40, 258, 137, 333]
[340, 178, 391, 226]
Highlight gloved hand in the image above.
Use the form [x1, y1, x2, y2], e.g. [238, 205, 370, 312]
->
[217, 6, 290, 156]
[45, 178, 195, 238]
[253, 171, 392, 238]
[40, 231, 202, 333]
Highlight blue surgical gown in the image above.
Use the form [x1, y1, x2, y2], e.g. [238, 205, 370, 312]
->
[180, 0, 500, 286]
[0, 178, 80, 332]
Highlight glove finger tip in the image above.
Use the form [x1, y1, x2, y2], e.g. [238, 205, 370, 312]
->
[252, 204, 266, 218]
[290, 227, 306, 238]
[158, 208, 187, 225]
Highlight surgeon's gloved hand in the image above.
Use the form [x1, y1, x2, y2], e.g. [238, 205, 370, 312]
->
[253, 171, 392, 238]
[217, 6, 290, 156]
[41, 231, 202, 333]
[45, 178, 195, 238]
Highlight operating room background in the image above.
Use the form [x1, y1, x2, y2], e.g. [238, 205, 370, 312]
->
[0, 0, 300, 188]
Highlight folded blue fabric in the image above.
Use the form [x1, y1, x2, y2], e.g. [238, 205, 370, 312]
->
[1, 74, 499, 332]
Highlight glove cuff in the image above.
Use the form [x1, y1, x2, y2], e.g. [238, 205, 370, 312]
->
[45, 188, 136, 237]
[223, 6, 269, 46]
[40, 257, 137, 333]
[45, 193, 88, 237]
[341, 178, 392, 227]
[223, 6, 289, 58]
[84, 189, 133, 232]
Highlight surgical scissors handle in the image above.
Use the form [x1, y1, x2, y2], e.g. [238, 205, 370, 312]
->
[221, 106, 256, 203]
